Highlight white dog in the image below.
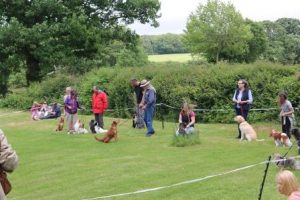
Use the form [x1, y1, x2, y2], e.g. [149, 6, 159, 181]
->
[234, 115, 263, 142]
[95, 126, 108, 134]
[74, 120, 89, 134]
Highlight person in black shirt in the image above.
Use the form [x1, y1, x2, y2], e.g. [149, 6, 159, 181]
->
[131, 78, 145, 128]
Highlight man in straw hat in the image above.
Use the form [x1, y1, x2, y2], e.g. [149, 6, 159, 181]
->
[139, 79, 156, 137]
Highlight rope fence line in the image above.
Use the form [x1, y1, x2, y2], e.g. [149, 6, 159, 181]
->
[0, 103, 298, 117]
[103, 103, 287, 113]
[82, 156, 300, 200]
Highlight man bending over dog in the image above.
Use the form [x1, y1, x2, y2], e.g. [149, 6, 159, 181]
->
[130, 78, 145, 129]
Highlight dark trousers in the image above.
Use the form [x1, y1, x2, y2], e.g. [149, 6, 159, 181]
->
[282, 116, 291, 138]
[95, 113, 104, 128]
[235, 108, 249, 138]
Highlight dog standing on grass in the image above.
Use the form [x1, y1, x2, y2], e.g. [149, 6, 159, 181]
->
[56, 116, 64, 131]
[234, 115, 263, 142]
[270, 129, 292, 147]
[95, 121, 118, 143]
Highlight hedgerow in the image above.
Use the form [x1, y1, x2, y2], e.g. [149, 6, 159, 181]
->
[1, 62, 299, 123]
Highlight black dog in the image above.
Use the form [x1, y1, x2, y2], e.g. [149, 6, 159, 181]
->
[89, 120, 97, 134]
[292, 128, 300, 154]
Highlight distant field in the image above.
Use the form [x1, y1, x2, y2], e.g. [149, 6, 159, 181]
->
[148, 53, 192, 63]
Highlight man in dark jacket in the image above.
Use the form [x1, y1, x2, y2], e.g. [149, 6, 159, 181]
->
[131, 78, 145, 128]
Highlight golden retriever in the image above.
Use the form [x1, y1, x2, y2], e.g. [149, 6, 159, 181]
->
[234, 115, 263, 142]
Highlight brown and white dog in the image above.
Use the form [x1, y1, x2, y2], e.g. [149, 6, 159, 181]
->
[74, 120, 88, 134]
[270, 129, 292, 147]
[234, 115, 263, 142]
[95, 121, 118, 143]
[56, 116, 64, 131]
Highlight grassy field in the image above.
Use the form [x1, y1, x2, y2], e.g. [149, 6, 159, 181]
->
[148, 53, 192, 63]
[0, 110, 298, 200]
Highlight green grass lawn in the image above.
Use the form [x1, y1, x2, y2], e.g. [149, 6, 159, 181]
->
[0, 110, 297, 200]
[148, 53, 192, 63]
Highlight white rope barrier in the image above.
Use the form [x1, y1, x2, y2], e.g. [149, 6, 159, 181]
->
[82, 156, 300, 200]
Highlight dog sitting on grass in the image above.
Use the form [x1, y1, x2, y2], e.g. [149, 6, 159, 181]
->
[55, 116, 64, 131]
[73, 120, 88, 134]
[95, 121, 118, 143]
[234, 115, 264, 142]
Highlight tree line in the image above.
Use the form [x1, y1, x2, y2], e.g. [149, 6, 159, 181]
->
[184, 0, 300, 64]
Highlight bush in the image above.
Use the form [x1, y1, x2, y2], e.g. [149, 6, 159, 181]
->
[0, 74, 78, 110]
[1, 62, 300, 123]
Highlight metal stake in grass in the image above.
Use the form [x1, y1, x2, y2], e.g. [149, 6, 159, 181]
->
[257, 156, 271, 200]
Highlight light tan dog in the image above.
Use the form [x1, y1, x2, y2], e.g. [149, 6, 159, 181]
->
[234, 115, 262, 142]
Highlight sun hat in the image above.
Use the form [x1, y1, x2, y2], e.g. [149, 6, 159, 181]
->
[140, 79, 150, 87]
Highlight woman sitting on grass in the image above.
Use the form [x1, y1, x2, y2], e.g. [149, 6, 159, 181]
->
[31, 101, 41, 120]
[176, 102, 196, 136]
[276, 170, 300, 200]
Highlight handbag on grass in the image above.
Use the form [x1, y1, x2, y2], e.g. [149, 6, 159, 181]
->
[0, 171, 11, 195]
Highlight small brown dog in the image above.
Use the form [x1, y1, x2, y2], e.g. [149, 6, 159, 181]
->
[270, 129, 292, 147]
[56, 116, 64, 131]
[95, 121, 118, 143]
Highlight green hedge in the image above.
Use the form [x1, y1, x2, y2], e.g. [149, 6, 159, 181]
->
[1, 62, 300, 123]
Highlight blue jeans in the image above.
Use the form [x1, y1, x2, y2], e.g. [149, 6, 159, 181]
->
[144, 106, 155, 134]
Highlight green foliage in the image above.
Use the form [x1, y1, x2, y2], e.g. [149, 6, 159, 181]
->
[1, 62, 299, 123]
[0, 0, 160, 96]
[141, 34, 188, 55]
[184, 0, 253, 63]
[0, 74, 77, 109]
[171, 132, 200, 147]
[262, 19, 300, 64]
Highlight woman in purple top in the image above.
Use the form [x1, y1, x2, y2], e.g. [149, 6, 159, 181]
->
[64, 90, 80, 133]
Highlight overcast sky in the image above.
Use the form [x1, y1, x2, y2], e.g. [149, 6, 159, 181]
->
[129, 0, 300, 35]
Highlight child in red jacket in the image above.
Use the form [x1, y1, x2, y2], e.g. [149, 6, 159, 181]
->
[92, 86, 108, 128]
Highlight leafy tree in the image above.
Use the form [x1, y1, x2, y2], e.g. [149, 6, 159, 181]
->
[276, 18, 300, 35]
[183, 0, 253, 63]
[0, 0, 160, 96]
[262, 19, 300, 64]
[226, 20, 267, 63]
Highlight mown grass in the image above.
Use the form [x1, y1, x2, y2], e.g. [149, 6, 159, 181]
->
[0, 110, 298, 200]
[148, 53, 192, 63]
